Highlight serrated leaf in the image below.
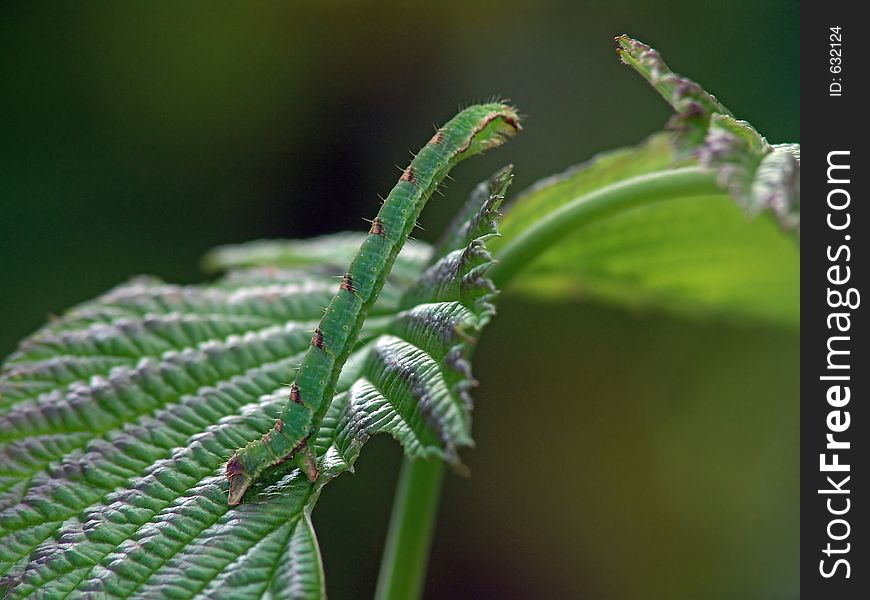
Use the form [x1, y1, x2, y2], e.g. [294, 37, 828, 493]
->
[484, 40, 799, 324]
[614, 35, 731, 149]
[203, 233, 432, 289]
[616, 36, 800, 232]
[0, 166, 512, 598]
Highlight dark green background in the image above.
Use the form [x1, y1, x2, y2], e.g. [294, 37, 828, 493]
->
[1, 1, 799, 598]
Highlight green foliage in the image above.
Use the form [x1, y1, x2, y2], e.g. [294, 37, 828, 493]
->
[0, 38, 799, 599]
[491, 37, 799, 325]
[223, 103, 519, 506]
[490, 135, 799, 326]
[0, 105, 514, 598]
[615, 36, 800, 232]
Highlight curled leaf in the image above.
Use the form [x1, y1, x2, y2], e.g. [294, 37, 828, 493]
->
[616, 35, 800, 232]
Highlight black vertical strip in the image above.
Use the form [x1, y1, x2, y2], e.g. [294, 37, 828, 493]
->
[802, 3, 865, 597]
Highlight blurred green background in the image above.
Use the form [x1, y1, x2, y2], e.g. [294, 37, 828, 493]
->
[1, 1, 798, 598]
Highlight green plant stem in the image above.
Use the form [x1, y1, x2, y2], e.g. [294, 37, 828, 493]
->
[490, 166, 722, 287]
[374, 166, 722, 600]
[374, 457, 444, 600]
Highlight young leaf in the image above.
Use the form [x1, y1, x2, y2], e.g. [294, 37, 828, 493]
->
[614, 36, 731, 149]
[490, 134, 799, 326]
[615, 35, 800, 233]
[0, 110, 516, 598]
[488, 39, 800, 325]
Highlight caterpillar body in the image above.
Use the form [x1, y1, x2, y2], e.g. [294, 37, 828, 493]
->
[226, 103, 520, 505]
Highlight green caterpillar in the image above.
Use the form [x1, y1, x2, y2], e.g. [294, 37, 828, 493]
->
[226, 103, 521, 505]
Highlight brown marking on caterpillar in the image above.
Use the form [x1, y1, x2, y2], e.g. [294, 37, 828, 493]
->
[311, 328, 324, 349]
[340, 273, 355, 293]
[275, 418, 284, 432]
[225, 455, 244, 477]
[369, 217, 385, 236]
[296, 440, 319, 482]
[500, 114, 521, 131]
[289, 383, 303, 404]
[270, 435, 313, 467]
[267, 432, 314, 471]
[429, 130, 444, 145]
[455, 111, 521, 156]
[400, 166, 417, 184]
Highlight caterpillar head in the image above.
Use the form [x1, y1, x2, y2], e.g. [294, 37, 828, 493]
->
[452, 103, 521, 160]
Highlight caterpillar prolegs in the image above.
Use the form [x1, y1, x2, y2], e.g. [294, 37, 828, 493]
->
[226, 103, 521, 505]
